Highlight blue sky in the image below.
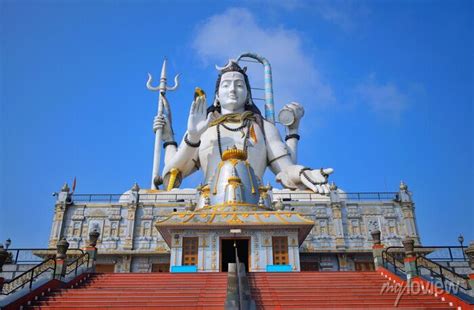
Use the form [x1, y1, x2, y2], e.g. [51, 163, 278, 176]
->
[1, 0, 472, 247]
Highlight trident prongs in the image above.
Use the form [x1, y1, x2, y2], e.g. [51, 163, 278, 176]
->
[146, 73, 159, 91]
[146, 73, 180, 92]
[166, 74, 180, 91]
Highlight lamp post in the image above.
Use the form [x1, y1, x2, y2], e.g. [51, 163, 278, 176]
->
[0, 245, 8, 272]
[458, 234, 465, 259]
[5, 239, 11, 250]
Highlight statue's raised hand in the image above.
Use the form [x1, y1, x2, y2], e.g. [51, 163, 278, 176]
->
[187, 95, 213, 142]
[283, 102, 304, 134]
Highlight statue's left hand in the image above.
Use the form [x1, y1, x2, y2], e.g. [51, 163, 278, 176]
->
[276, 166, 334, 194]
[299, 168, 334, 194]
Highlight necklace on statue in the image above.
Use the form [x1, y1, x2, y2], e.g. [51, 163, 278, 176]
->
[217, 120, 252, 158]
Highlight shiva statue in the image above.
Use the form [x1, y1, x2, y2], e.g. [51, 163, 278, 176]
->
[153, 59, 333, 198]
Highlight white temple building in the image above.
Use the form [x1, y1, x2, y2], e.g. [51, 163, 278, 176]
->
[48, 53, 420, 274]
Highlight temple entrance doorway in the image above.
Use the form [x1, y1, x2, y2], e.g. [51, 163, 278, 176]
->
[220, 238, 249, 272]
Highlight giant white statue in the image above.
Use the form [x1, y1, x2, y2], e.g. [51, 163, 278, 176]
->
[153, 56, 333, 195]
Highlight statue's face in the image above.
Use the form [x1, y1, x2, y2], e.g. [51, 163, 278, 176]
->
[217, 71, 248, 112]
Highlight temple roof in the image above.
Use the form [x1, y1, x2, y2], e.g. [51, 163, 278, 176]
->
[155, 207, 314, 246]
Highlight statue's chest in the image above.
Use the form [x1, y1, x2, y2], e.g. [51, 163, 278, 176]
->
[199, 122, 267, 179]
[201, 123, 265, 152]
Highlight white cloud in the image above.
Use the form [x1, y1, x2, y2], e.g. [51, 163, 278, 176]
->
[192, 8, 335, 113]
[356, 74, 408, 119]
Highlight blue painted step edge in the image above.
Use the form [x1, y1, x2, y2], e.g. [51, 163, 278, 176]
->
[266, 265, 292, 272]
[171, 265, 198, 273]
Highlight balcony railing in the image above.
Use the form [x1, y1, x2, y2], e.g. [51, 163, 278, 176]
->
[67, 191, 398, 204]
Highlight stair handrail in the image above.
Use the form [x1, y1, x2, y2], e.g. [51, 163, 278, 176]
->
[1, 257, 57, 295]
[65, 252, 90, 278]
[5, 248, 85, 265]
[382, 245, 471, 294]
[413, 245, 467, 263]
[235, 246, 244, 310]
[415, 255, 470, 292]
[382, 246, 405, 275]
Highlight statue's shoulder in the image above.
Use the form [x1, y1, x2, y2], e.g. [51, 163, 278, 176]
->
[262, 118, 279, 134]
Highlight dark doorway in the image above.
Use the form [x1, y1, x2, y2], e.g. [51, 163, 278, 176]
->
[221, 239, 249, 272]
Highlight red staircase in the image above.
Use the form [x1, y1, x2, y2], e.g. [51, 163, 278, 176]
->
[25, 272, 227, 309]
[249, 271, 457, 309]
[19, 271, 463, 309]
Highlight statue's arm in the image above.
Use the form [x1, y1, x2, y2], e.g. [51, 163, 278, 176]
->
[158, 95, 211, 182]
[162, 134, 200, 178]
[281, 102, 304, 163]
[264, 120, 294, 175]
[264, 120, 333, 193]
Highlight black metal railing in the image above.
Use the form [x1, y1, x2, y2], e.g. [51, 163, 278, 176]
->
[415, 245, 467, 263]
[415, 255, 470, 293]
[71, 194, 126, 203]
[65, 252, 90, 278]
[1, 258, 57, 295]
[5, 248, 85, 265]
[5, 248, 55, 265]
[67, 191, 400, 204]
[382, 245, 471, 297]
[382, 247, 406, 276]
[70, 193, 197, 203]
[343, 192, 398, 201]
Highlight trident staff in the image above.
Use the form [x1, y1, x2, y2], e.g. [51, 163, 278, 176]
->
[147, 59, 179, 189]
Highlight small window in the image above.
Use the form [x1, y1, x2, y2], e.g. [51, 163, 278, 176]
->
[272, 236, 289, 265]
[182, 237, 199, 266]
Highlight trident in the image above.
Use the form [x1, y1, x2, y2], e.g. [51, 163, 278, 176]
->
[147, 59, 179, 189]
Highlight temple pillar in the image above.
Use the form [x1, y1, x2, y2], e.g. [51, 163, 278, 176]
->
[329, 183, 345, 249]
[54, 238, 70, 280]
[402, 237, 418, 282]
[370, 230, 384, 269]
[49, 183, 71, 248]
[124, 183, 140, 250]
[84, 230, 100, 272]
[398, 182, 420, 244]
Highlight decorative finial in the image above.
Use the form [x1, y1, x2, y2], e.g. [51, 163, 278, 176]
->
[89, 229, 100, 247]
[400, 181, 408, 191]
[61, 183, 70, 192]
[56, 237, 70, 260]
[329, 182, 337, 191]
[131, 182, 140, 192]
